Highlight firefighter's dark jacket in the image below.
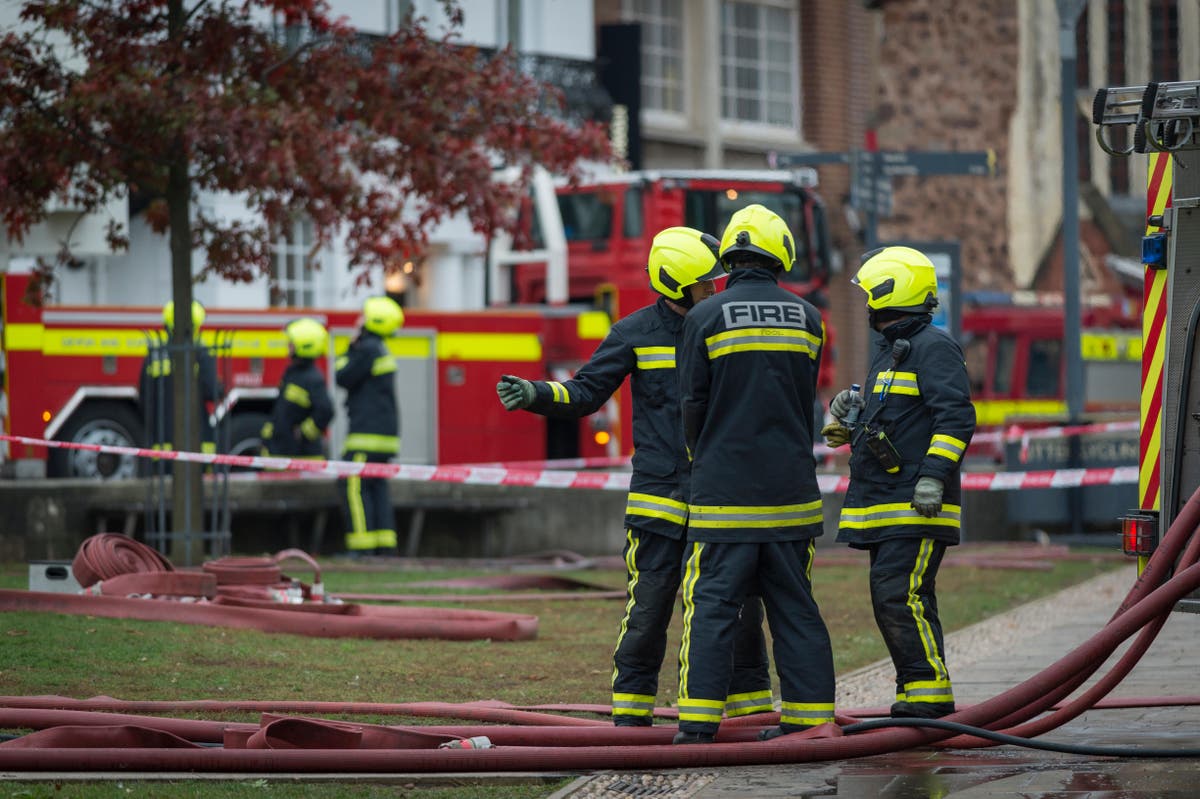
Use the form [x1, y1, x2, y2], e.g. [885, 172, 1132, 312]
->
[263, 357, 334, 457]
[678, 268, 825, 543]
[138, 340, 221, 446]
[527, 298, 691, 539]
[335, 330, 399, 456]
[837, 313, 976, 547]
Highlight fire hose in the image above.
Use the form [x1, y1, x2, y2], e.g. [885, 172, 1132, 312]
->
[2, 490, 1200, 770]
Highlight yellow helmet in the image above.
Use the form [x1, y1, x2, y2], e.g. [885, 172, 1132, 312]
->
[362, 296, 404, 337]
[646, 227, 725, 303]
[285, 318, 329, 359]
[718, 204, 796, 272]
[163, 300, 205, 332]
[853, 246, 939, 312]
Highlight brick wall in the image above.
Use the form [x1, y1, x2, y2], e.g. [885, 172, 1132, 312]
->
[873, 0, 1019, 294]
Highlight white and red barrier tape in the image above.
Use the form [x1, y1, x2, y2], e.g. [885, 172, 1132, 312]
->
[0, 433, 1138, 494]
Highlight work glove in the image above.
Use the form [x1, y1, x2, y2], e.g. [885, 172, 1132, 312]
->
[829, 389, 864, 422]
[820, 421, 851, 448]
[496, 374, 536, 411]
[912, 476, 945, 518]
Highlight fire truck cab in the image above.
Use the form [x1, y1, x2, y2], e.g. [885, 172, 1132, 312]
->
[961, 294, 1142, 431]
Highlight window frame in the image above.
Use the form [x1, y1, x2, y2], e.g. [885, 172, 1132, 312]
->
[718, 0, 800, 134]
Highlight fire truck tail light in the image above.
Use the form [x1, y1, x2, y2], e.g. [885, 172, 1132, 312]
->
[1120, 511, 1158, 557]
[594, 431, 611, 446]
[41, 410, 52, 423]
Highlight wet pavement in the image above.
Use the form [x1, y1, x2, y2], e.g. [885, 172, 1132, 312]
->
[555, 566, 1200, 798]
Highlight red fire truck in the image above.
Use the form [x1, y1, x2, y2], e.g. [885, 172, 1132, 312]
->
[0, 271, 616, 479]
[2, 168, 835, 480]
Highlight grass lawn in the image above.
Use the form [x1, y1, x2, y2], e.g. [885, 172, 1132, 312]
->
[0, 546, 1127, 798]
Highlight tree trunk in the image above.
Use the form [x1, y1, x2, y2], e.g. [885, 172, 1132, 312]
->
[167, 149, 203, 566]
[166, 0, 203, 566]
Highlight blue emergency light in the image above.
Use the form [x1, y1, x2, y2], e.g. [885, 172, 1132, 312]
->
[1142, 232, 1167, 269]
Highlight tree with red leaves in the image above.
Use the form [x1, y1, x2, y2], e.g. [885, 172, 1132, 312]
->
[0, 0, 608, 539]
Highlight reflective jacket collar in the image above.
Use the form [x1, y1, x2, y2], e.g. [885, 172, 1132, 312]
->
[726, 267, 779, 288]
[878, 313, 932, 344]
[653, 296, 686, 333]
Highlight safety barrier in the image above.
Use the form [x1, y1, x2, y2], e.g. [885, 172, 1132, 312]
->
[0, 433, 1137, 493]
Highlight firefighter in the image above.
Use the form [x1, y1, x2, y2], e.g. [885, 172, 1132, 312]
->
[261, 318, 333, 459]
[673, 205, 835, 744]
[496, 226, 773, 728]
[337, 296, 403, 557]
[821, 245, 976, 720]
[139, 300, 220, 455]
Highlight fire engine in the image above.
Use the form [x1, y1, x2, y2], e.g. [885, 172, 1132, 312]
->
[1093, 79, 1200, 610]
[1, 168, 835, 480]
[960, 293, 1141, 430]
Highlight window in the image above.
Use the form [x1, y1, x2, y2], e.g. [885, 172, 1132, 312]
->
[1026, 339, 1063, 398]
[994, 336, 1017, 395]
[720, 1, 797, 128]
[556, 192, 614, 242]
[683, 187, 809, 279]
[626, 0, 685, 115]
[271, 218, 317, 308]
[622, 186, 645, 238]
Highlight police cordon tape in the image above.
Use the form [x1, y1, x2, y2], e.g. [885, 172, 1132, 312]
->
[0, 433, 1138, 494]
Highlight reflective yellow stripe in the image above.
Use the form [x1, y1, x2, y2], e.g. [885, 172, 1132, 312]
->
[371, 355, 396, 376]
[344, 433, 398, 453]
[548, 381, 570, 404]
[577, 311, 611, 341]
[972, 399, 1067, 426]
[704, 327, 820, 361]
[625, 492, 688, 525]
[902, 677, 955, 703]
[724, 690, 773, 717]
[780, 701, 836, 727]
[840, 502, 961, 529]
[873, 370, 920, 396]
[374, 528, 397, 549]
[688, 501, 823, 529]
[677, 696, 725, 723]
[299, 418, 321, 440]
[612, 530, 640, 688]
[283, 382, 311, 408]
[345, 453, 369, 543]
[611, 693, 656, 717]
[437, 332, 541, 362]
[2, 324, 296, 358]
[677, 542, 704, 701]
[908, 539, 950, 682]
[927, 433, 966, 462]
[633, 345, 675, 370]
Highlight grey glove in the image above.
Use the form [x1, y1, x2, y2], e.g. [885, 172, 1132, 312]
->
[820, 421, 850, 448]
[912, 476, 944, 518]
[829, 389, 864, 422]
[496, 374, 536, 411]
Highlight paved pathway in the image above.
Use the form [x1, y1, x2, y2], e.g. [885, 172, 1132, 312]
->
[557, 565, 1200, 798]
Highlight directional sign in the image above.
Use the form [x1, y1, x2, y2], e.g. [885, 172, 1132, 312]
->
[875, 150, 997, 178]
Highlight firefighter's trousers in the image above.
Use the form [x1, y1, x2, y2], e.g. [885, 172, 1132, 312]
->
[677, 539, 835, 735]
[339, 451, 398, 554]
[611, 529, 772, 725]
[868, 537, 954, 708]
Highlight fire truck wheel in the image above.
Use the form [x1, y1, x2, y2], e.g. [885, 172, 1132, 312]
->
[224, 412, 270, 464]
[48, 402, 144, 480]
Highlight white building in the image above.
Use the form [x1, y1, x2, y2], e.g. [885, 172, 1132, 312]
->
[1, 0, 597, 313]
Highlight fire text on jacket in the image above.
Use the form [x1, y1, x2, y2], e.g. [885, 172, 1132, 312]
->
[722, 301, 808, 329]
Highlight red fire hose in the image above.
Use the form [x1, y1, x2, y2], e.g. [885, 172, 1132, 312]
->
[2, 488, 1199, 771]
